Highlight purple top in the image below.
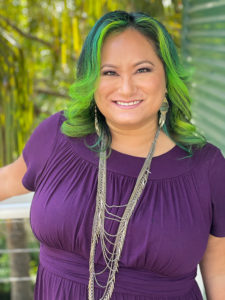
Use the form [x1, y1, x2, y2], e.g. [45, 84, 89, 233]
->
[22, 111, 225, 300]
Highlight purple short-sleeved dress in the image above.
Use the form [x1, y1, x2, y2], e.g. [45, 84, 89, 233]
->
[22, 111, 225, 300]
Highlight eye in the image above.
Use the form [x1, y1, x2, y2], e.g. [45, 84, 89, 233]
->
[137, 67, 152, 73]
[102, 70, 117, 76]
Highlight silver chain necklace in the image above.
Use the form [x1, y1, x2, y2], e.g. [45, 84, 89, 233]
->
[88, 127, 161, 300]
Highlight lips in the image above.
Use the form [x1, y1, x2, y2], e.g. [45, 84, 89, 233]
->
[117, 100, 142, 106]
[113, 100, 143, 106]
[112, 99, 143, 109]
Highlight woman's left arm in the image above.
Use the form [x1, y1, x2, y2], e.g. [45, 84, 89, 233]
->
[200, 234, 225, 300]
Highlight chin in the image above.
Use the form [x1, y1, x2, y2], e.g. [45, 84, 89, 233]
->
[109, 119, 144, 130]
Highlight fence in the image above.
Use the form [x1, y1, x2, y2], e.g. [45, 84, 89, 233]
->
[0, 193, 38, 300]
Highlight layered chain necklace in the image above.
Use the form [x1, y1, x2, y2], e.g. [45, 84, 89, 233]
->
[88, 126, 161, 300]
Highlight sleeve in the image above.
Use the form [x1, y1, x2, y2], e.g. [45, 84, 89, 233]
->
[209, 147, 225, 237]
[22, 111, 62, 191]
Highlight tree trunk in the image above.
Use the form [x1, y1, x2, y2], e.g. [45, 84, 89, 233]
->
[6, 220, 33, 300]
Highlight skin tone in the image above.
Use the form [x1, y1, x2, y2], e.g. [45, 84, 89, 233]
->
[94, 28, 175, 158]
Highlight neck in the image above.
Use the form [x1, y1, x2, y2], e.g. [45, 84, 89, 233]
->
[108, 121, 160, 157]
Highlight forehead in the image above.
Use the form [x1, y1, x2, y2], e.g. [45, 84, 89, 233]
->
[101, 28, 158, 60]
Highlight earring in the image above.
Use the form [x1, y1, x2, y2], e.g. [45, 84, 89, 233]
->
[95, 105, 101, 136]
[159, 96, 169, 128]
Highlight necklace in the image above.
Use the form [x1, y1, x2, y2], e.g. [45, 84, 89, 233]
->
[88, 127, 161, 300]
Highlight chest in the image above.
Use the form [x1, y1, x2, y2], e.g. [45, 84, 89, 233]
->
[30, 167, 212, 276]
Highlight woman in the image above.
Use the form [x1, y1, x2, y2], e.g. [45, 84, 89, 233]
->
[1, 10, 225, 300]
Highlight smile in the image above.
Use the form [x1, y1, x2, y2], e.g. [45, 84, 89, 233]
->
[116, 100, 142, 106]
[113, 100, 143, 108]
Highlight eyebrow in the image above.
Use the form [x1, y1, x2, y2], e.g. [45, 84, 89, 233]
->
[100, 60, 155, 69]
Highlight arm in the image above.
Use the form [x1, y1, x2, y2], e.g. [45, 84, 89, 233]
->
[0, 112, 62, 201]
[200, 234, 225, 300]
[0, 155, 30, 201]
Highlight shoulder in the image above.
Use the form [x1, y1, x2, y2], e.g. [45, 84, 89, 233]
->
[34, 110, 67, 141]
[23, 110, 66, 165]
[26, 110, 65, 141]
[22, 111, 66, 190]
[167, 142, 225, 180]
[51, 111, 98, 162]
[192, 142, 225, 191]
[41, 110, 65, 128]
[192, 142, 224, 164]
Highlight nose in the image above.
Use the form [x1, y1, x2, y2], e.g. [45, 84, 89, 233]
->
[118, 75, 137, 96]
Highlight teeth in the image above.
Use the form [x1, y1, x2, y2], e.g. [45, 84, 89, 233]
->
[116, 100, 141, 106]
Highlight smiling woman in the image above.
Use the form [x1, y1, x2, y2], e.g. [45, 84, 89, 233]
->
[1, 10, 225, 300]
[62, 11, 205, 156]
[94, 28, 167, 155]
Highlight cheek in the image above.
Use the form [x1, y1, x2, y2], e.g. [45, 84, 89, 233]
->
[143, 74, 166, 90]
[94, 81, 111, 102]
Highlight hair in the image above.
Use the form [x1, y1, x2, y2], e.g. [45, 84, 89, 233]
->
[61, 10, 206, 155]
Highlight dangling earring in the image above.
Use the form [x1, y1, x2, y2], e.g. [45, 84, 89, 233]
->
[95, 105, 101, 136]
[159, 96, 169, 128]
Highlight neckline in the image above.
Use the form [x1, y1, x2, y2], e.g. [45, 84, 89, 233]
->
[110, 144, 180, 161]
[107, 143, 190, 179]
[66, 133, 193, 179]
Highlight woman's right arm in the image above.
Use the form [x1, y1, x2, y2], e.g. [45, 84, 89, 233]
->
[0, 155, 30, 201]
[0, 112, 62, 202]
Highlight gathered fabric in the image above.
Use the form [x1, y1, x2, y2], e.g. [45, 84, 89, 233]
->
[35, 245, 202, 300]
[22, 111, 225, 299]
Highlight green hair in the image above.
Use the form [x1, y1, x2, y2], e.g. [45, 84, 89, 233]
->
[62, 10, 206, 155]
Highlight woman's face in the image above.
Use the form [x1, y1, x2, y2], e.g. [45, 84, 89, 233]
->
[94, 28, 167, 131]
